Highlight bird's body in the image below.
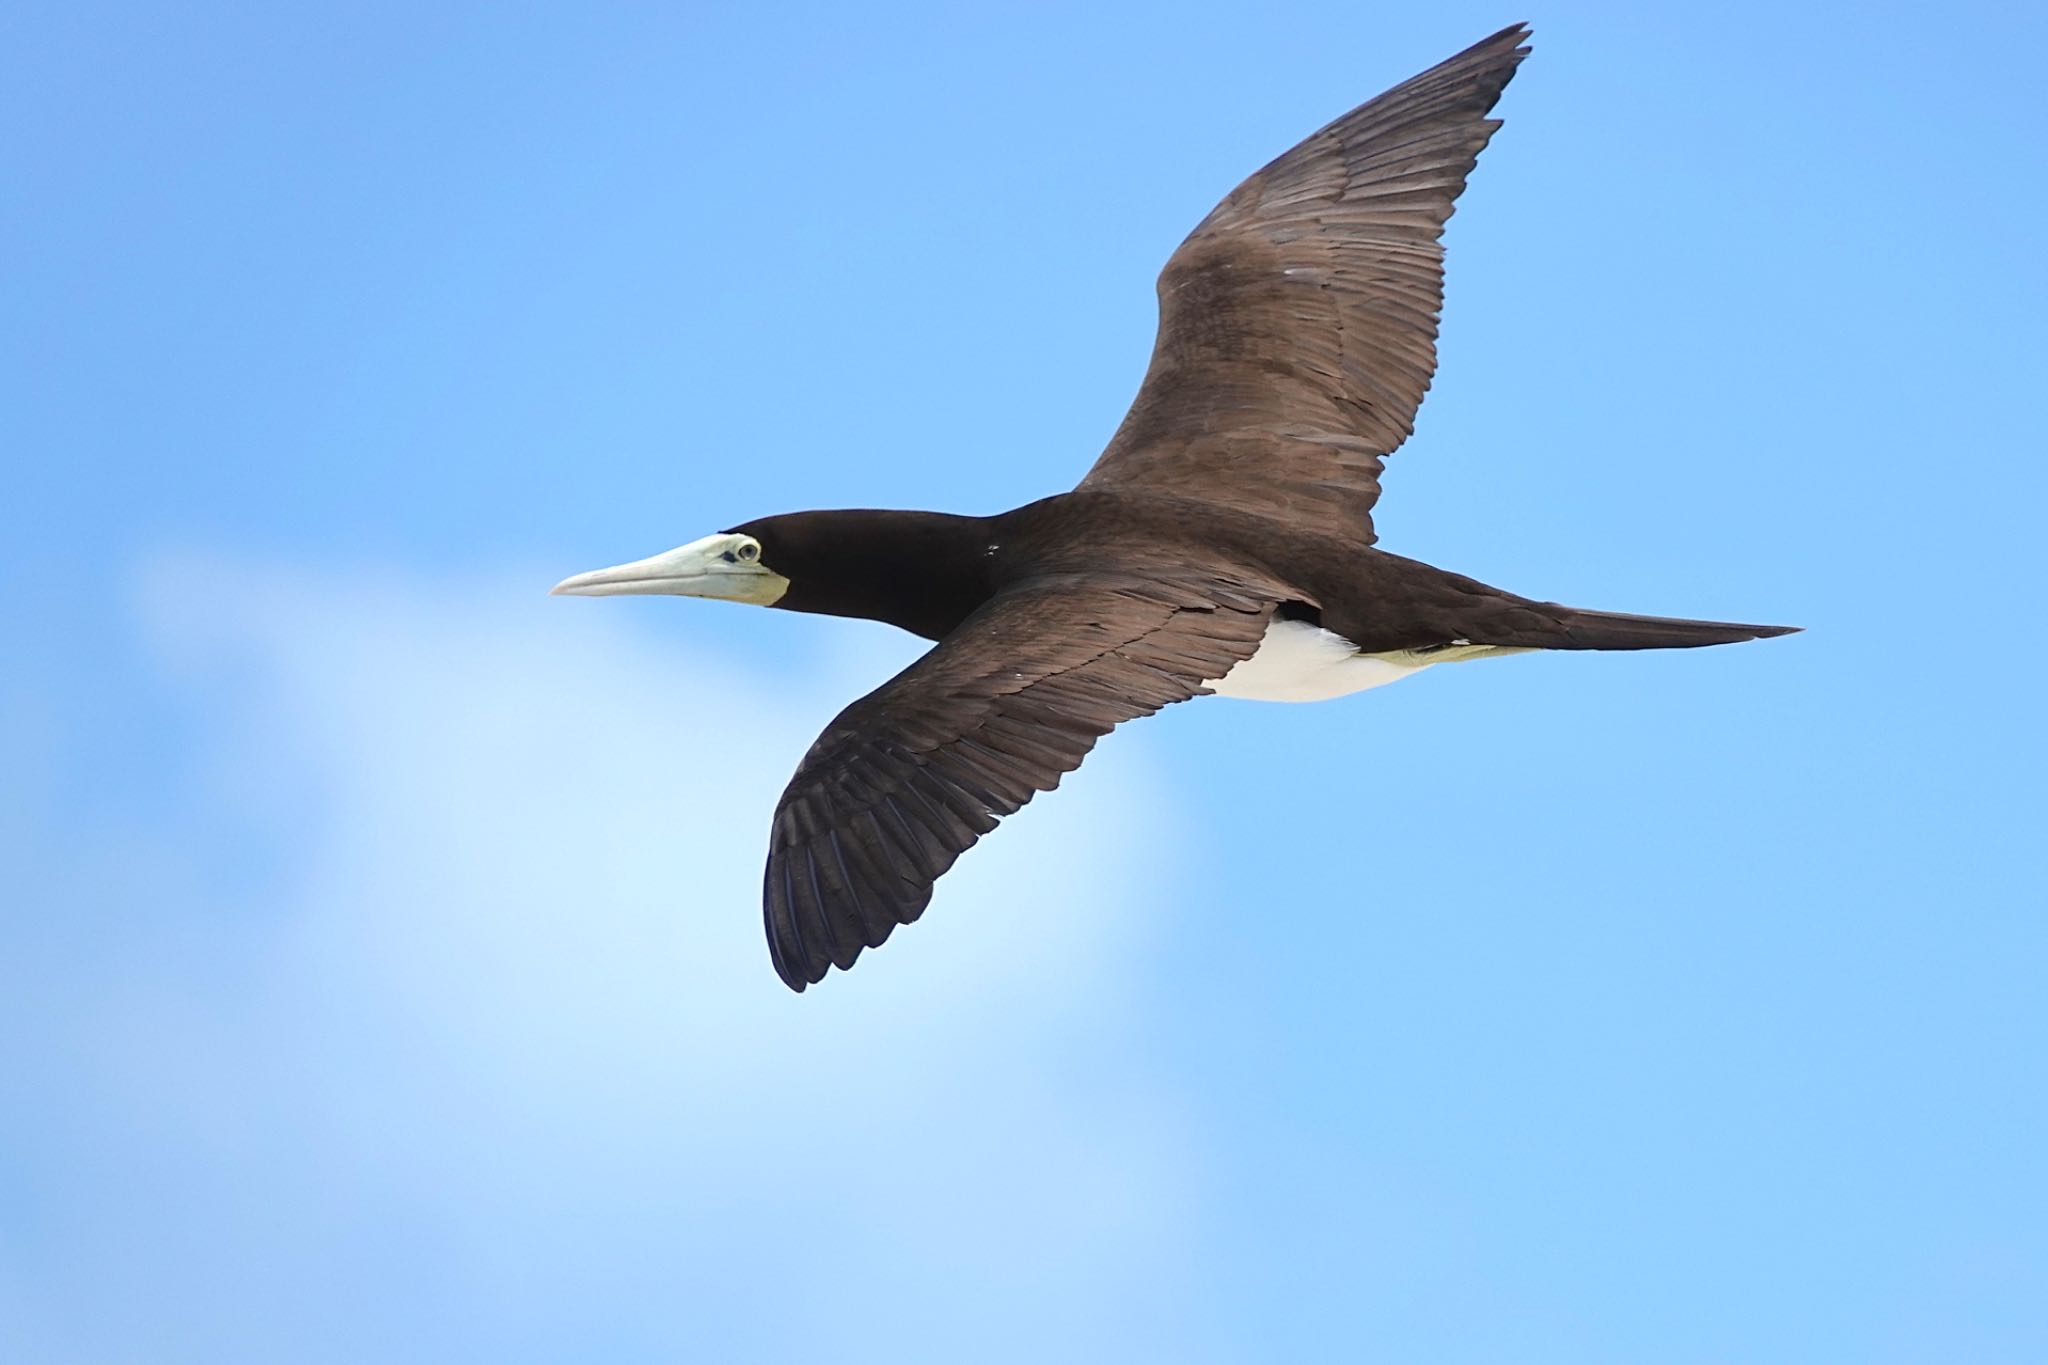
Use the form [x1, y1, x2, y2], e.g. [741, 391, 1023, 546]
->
[554, 24, 1797, 990]
[735, 493, 1786, 656]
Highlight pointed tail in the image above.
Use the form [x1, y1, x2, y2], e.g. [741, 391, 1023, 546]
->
[1539, 606, 1801, 651]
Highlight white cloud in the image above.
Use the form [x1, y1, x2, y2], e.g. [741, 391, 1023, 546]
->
[15, 554, 1218, 1364]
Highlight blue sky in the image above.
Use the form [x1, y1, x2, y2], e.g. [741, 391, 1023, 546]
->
[5, 2, 2045, 1360]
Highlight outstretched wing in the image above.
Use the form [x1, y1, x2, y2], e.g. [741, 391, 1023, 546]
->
[1080, 23, 1531, 542]
[764, 572, 1277, 990]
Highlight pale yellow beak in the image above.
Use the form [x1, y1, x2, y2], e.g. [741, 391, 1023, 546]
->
[550, 533, 788, 605]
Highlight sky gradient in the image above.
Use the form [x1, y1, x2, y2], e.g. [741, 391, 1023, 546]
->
[6, 2, 2046, 1361]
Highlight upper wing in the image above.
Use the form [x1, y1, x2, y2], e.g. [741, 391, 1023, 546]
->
[763, 571, 1277, 990]
[1079, 24, 1531, 542]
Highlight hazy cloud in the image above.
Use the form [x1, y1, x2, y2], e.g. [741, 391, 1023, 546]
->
[8, 555, 1216, 1364]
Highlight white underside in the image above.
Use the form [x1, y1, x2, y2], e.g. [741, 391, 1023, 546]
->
[1201, 619, 1523, 703]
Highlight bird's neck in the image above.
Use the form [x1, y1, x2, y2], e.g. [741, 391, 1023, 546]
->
[760, 509, 998, 640]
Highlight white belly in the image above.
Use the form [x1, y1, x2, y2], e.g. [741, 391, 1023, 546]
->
[1200, 619, 1523, 703]
[1201, 619, 1422, 703]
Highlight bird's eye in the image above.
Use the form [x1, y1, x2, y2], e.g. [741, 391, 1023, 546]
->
[735, 542, 760, 563]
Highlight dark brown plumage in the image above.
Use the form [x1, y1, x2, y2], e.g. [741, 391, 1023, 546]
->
[553, 24, 1798, 991]
[1086, 24, 1527, 542]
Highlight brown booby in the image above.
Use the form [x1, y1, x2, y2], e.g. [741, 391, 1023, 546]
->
[553, 24, 1797, 991]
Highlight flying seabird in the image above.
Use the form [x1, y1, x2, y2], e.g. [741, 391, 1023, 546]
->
[554, 24, 1797, 991]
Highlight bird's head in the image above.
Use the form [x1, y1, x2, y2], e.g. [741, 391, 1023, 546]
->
[550, 528, 791, 607]
[552, 509, 993, 639]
